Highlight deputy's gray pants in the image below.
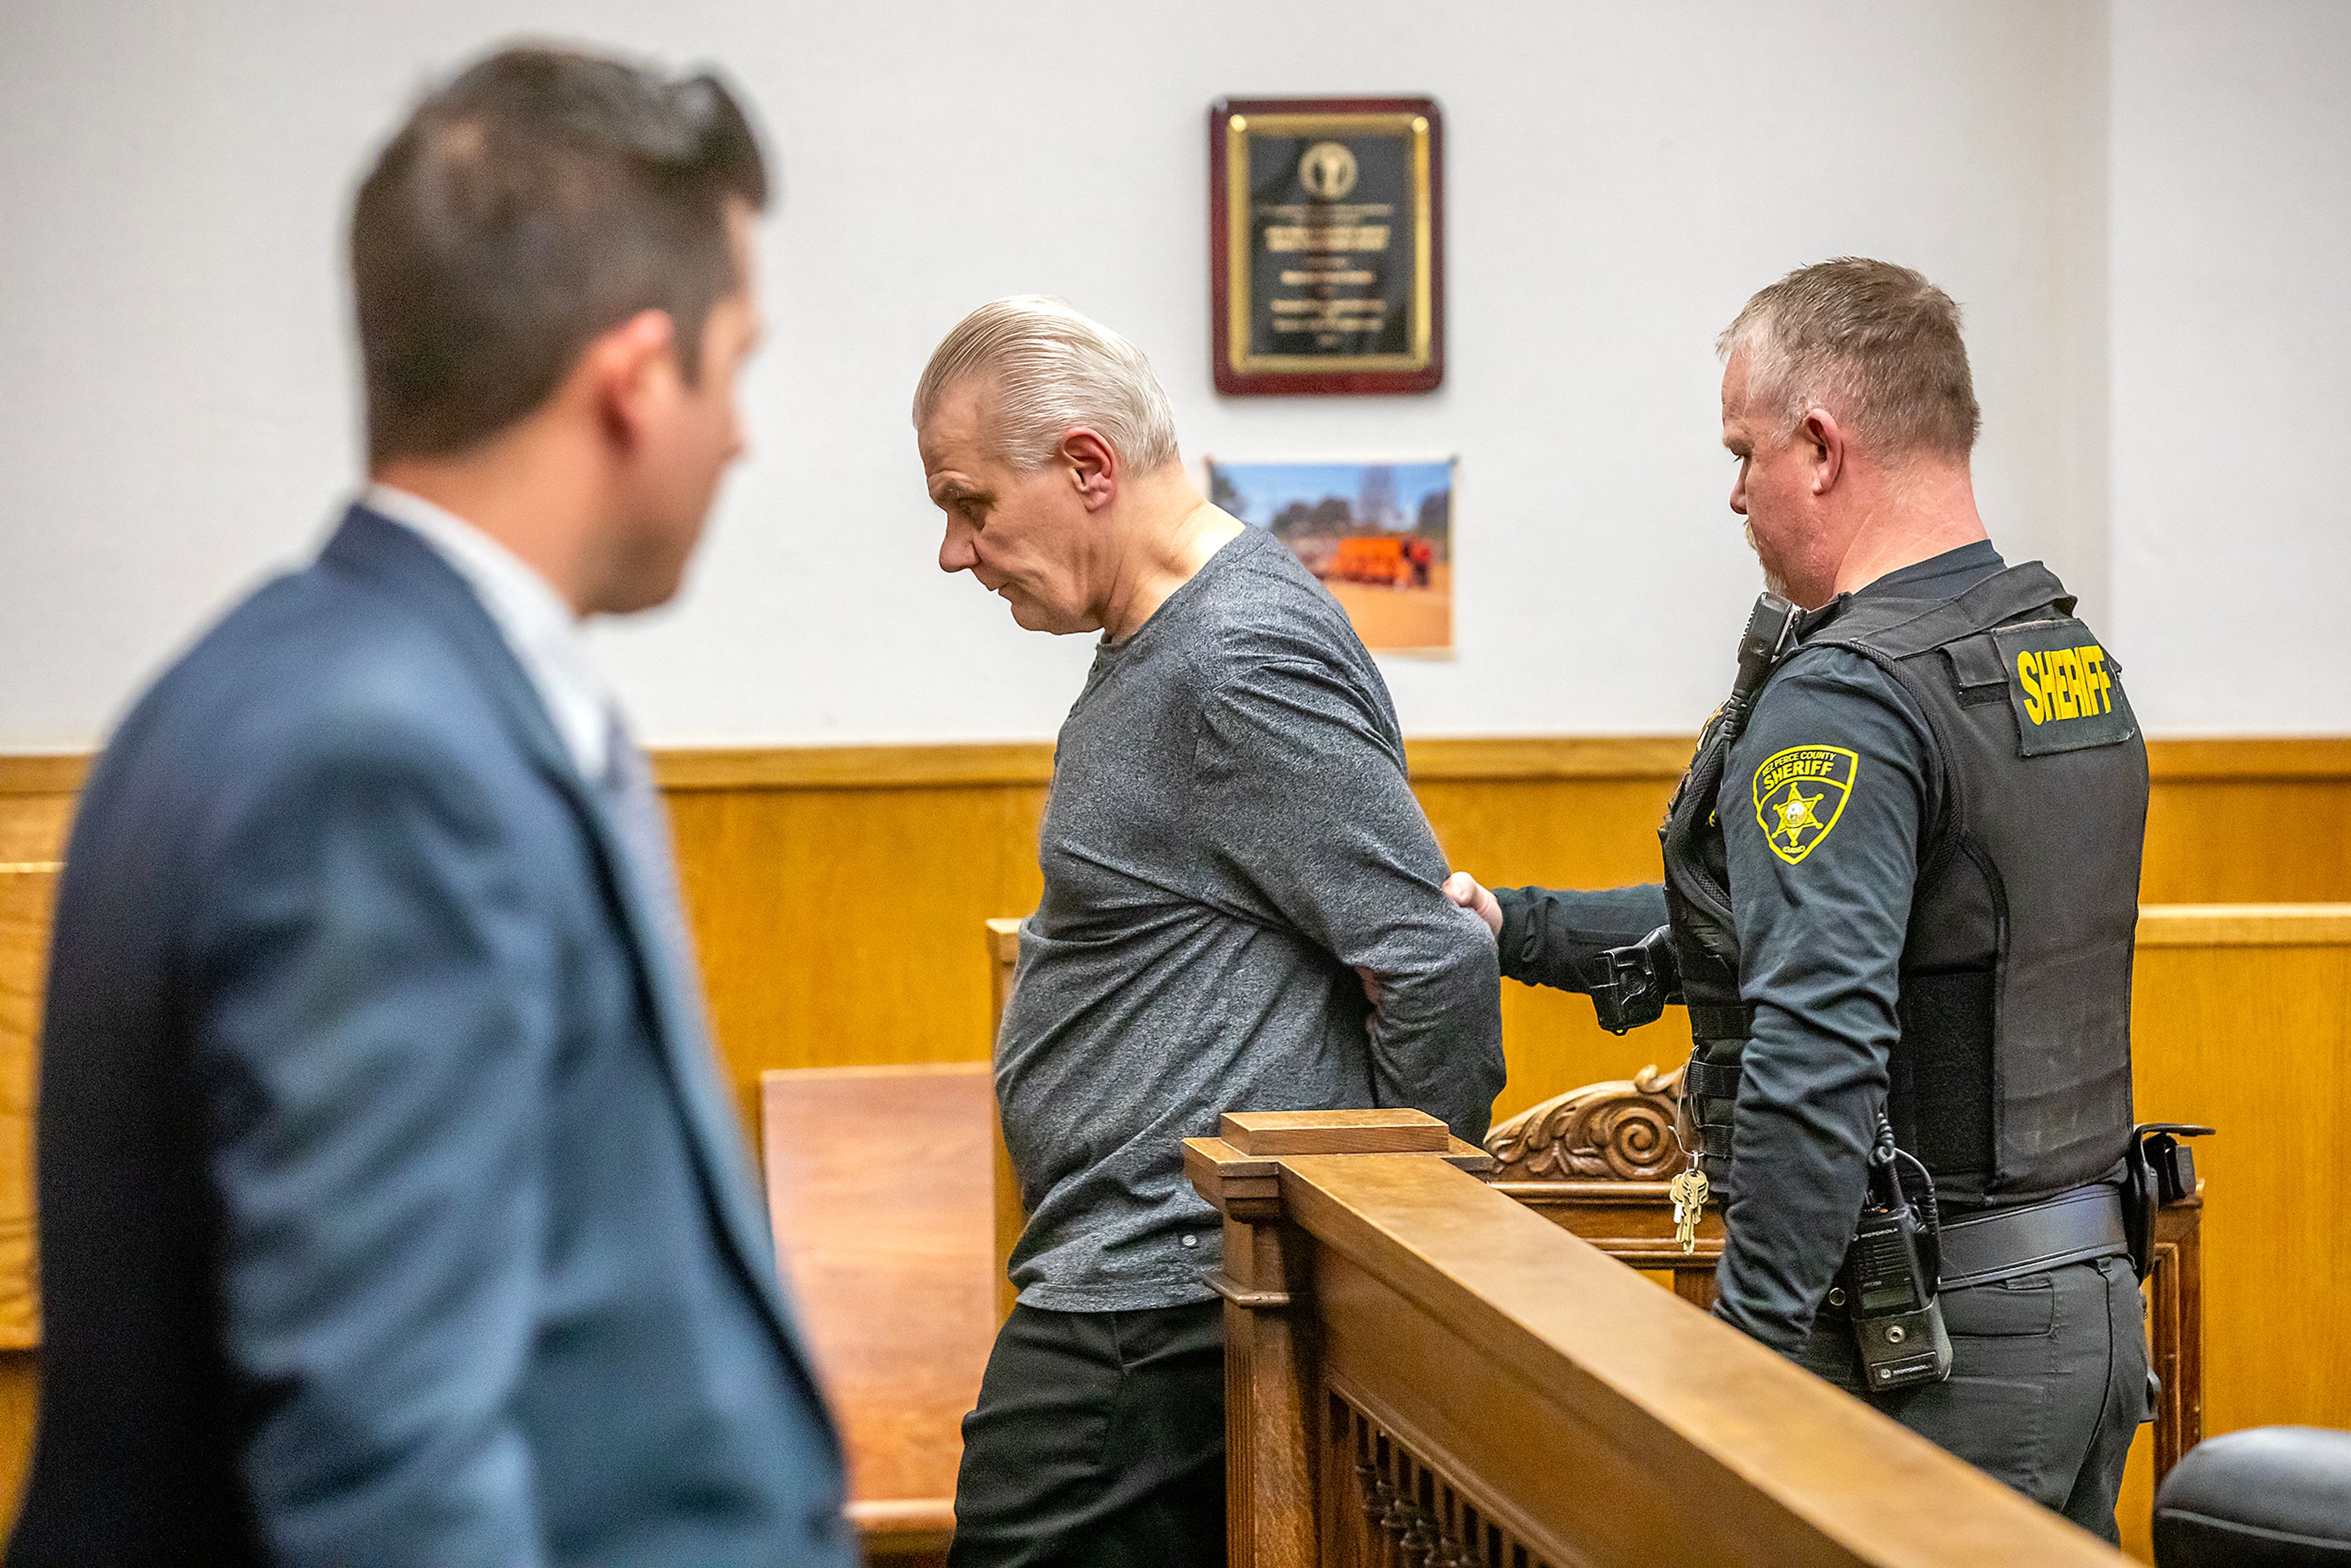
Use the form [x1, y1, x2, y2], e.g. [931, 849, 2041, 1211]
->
[1792, 1255, 2151, 1542]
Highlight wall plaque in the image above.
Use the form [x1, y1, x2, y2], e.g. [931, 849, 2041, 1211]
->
[1209, 97, 1444, 395]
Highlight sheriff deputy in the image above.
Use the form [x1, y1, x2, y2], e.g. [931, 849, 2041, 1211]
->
[1446, 258, 2151, 1544]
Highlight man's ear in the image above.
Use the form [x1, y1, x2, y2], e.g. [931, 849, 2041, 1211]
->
[1801, 407, 1845, 495]
[585, 308, 680, 448]
[1060, 427, 1119, 511]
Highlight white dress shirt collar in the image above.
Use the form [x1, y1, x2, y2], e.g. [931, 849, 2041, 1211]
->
[361, 483, 614, 782]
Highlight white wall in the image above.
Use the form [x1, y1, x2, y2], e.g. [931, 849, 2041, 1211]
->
[2109, 0, 2351, 732]
[1, 0, 2325, 749]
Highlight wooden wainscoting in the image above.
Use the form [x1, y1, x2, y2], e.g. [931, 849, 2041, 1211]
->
[0, 739, 2345, 1547]
[0, 865, 56, 1521]
[0, 757, 78, 868]
[2141, 740, 2351, 902]
[656, 745, 1053, 1133]
[4, 737, 2350, 1133]
[660, 734, 2351, 1130]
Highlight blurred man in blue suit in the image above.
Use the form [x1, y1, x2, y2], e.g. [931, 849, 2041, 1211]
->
[11, 46, 851, 1567]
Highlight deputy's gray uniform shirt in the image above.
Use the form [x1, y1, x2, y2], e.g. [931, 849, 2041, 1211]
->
[997, 526, 1505, 1312]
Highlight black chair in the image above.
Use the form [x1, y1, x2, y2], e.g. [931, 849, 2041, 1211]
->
[2154, 1427, 2351, 1566]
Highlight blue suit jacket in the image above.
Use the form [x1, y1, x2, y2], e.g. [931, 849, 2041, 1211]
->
[12, 508, 852, 1566]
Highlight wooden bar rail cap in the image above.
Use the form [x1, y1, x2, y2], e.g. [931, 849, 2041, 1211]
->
[1218, 1108, 1451, 1155]
[1191, 1106, 2134, 1566]
[1186, 1116, 1495, 1225]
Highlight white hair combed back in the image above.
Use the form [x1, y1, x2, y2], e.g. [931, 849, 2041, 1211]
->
[912, 296, 1180, 474]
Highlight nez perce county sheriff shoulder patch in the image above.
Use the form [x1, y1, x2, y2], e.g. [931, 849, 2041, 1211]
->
[1752, 745, 1858, 865]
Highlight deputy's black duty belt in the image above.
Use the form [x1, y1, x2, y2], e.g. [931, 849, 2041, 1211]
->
[1935, 1185, 2129, 1293]
[1685, 1006, 1755, 1045]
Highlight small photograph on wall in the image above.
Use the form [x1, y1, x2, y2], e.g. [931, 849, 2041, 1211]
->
[1206, 457, 1455, 655]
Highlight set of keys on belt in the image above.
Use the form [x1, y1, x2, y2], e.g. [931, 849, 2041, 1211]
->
[1669, 1164, 1709, 1254]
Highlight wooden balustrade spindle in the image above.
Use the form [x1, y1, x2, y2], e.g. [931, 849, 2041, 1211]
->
[1399, 1464, 1436, 1562]
[1354, 1417, 1386, 1559]
[1378, 1436, 1413, 1551]
[1434, 1484, 1475, 1568]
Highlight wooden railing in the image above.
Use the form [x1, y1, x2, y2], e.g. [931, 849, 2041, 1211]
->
[1483, 1063, 2208, 1492]
[1188, 1109, 2130, 1568]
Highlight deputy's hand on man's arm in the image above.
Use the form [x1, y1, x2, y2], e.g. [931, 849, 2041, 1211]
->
[1441, 871, 1503, 937]
[1443, 873, 1670, 998]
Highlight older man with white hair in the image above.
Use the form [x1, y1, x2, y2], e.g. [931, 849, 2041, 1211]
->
[915, 297, 1504, 1567]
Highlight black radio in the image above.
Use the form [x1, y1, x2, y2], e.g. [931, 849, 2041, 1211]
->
[1840, 1119, 1952, 1392]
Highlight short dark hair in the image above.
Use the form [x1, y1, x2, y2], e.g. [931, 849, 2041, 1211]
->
[352, 45, 768, 465]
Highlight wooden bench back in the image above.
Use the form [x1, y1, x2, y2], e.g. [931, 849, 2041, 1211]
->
[760, 1063, 997, 1555]
[985, 919, 1022, 1319]
[2127, 906, 2351, 1491]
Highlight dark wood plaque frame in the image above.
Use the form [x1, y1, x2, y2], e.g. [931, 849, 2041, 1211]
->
[1209, 96, 1445, 396]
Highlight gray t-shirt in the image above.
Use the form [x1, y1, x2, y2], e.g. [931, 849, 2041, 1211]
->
[998, 526, 1505, 1311]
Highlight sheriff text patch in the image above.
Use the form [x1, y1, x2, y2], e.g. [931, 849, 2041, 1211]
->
[1990, 621, 2138, 757]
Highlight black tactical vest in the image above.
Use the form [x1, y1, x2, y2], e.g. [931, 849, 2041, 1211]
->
[1664, 563, 2147, 1208]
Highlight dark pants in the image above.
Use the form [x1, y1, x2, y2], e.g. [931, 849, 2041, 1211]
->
[948, 1300, 1226, 1568]
[1793, 1256, 2151, 1542]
